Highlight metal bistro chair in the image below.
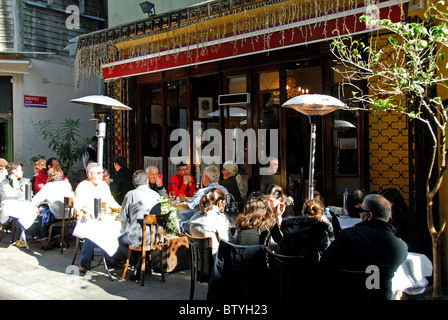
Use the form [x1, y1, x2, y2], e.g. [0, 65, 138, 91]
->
[185, 233, 213, 300]
[266, 246, 306, 301]
[42, 197, 76, 253]
[121, 213, 170, 286]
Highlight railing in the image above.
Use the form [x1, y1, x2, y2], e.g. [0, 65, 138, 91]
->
[78, 0, 283, 49]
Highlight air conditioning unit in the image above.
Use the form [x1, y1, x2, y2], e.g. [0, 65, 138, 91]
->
[218, 93, 250, 106]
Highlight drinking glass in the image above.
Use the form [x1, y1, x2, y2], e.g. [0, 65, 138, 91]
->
[169, 191, 176, 201]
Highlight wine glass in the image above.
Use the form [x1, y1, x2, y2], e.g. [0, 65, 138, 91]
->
[169, 191, 176, 201]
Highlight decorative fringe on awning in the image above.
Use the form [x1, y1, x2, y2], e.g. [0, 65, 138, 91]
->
[74, 0, 405, 83]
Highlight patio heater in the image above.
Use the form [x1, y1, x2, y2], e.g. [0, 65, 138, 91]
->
[70, 95, 132, 165]
[282, 94, 345, 200]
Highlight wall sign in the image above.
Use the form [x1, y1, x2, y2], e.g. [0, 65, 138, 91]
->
[24, 95, 47, 108]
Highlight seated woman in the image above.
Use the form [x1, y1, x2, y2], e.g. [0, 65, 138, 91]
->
[266, 184, 295, 224]
[381, 187, 425, 253]
[279, 198, 333, 259]
[234, 191, 281, 246]
[31, 166, 73, 240]
[220, 161, 246, 202]
[188, 188, 233, 254]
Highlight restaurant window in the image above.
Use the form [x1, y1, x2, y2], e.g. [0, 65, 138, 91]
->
[191, 75, 220, 185]
[167, 79, 188, 180]
[259, 71, 281, 192]
[224, 75, 248, 169]
[143, 83, 162, 173]
[330, 62, 363, 196]
[223, 75, 249, 193]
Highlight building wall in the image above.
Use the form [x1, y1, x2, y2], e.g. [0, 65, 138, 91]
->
[0, 0, 15, 51]
[0, 0, 106, 177]
[9, 59, 97, 178]
[107, 0, 207, 27]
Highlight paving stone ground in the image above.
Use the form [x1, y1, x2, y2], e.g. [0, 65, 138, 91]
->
[0, 231, 208, 301]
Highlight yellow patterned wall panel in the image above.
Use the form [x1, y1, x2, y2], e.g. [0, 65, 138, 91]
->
[369, 108, 410, 203]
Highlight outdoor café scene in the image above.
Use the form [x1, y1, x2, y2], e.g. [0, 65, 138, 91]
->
[1, 0, 446, 307]
[0, 106, 434, 302]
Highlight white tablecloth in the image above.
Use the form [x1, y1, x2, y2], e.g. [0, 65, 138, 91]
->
[337, 216, 361, 229]
[1, 200, 38, 229]
[72, 219, 122, 256]
[392, 252, 433, 295]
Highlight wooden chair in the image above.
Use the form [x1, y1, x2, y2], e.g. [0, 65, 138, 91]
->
[185, 233, 213, 300]
[42, 197, 76, 254]
[266, 247, 306, 300]
[120, 213, 170, 286]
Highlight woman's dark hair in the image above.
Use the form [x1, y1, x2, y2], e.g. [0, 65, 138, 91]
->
[199, 188, 225, 215]
[266, 184, 294, 206]
[380, 188, 409, 224]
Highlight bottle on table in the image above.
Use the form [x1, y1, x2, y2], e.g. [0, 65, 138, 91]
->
[324, 207, 332, 223]
[343, 188, 349, 216]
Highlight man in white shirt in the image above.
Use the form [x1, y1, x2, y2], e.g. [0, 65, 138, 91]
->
[74, 162, 120, 273]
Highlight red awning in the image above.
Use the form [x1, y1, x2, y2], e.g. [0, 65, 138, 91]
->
[101, 0, 407, 80]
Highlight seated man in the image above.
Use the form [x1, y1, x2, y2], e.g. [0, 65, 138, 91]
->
[0, 162, 33, 246]
[146, 165, 167, 197]
[0, 162, 28, 201]
[317, 194, 408, 300]
[167, 162, 198, 199]
[181, 165, 237, 231]
[112, 170, 161, 279]
[74, 162, 121, 273]
[109, 156, 135, 205]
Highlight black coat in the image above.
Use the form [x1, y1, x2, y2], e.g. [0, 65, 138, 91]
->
[220, 175, 242, 202]
[279, 215, 333, 259]
[317, 219, 408, 300]
[110, 167, 135, 205]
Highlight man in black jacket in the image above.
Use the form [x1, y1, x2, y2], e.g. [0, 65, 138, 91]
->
[109, 156, 135, 205]
[317, 194, 408, 300]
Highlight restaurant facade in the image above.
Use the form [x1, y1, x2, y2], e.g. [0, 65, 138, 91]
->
[76, 0, 420, 211]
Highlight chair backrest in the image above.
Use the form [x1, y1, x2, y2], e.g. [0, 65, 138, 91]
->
[185, 233, 213, 283]
[142, 213, 170, 250]
[236, 201, 245, 214]
[266, 247, 306, 300]
[207, 239, 269, 301]
[63, 197, 75, 225]
[336, 269, 387, 300]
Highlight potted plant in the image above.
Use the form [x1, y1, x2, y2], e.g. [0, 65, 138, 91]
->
[151, 197, 190, 273]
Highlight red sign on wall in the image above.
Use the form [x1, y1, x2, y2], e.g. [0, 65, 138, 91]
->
[24, 95, 47, 108]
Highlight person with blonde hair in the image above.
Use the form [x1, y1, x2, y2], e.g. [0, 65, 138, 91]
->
[188, 188, 233, 254]
[234, 191, 281, 246]
[279, 198, 333, 258]
[220, 161, 246, 202]
[32, 166, 73, 241]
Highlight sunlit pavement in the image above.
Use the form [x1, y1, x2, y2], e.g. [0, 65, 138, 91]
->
[0, 232, 207, 300]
